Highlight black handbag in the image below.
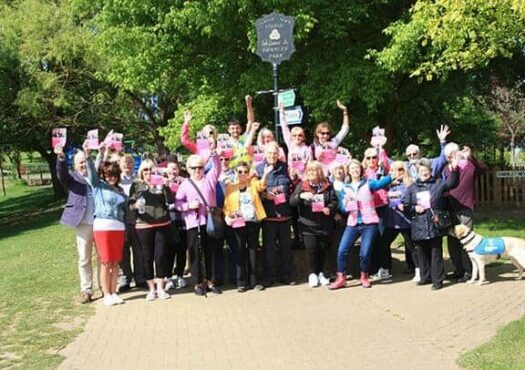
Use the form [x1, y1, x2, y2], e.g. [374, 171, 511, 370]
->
[431, 209, 453, 231]
[187, 179, 224, 239]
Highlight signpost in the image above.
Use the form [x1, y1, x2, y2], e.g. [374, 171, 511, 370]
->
[255, 12, 296, 141]
[283, 106, 303, 125]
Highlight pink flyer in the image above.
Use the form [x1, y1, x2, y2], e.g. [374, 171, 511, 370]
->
[416, 191, 431, 210]
[51, 128, 67, 148]
[86, 129, 99, 150]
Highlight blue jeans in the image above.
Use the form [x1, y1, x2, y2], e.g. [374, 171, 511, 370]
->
[337, 224, 379, 273]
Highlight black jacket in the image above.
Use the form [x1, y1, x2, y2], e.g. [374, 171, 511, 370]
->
[404, 170, 459, 241]
[290, 179, 338, 236]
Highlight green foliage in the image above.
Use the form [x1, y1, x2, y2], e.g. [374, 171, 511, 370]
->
[372, 0, 525, 80]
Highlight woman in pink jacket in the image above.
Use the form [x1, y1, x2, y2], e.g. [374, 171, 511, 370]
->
[330, 159, 392, 290]
[175, 152, 222, 296]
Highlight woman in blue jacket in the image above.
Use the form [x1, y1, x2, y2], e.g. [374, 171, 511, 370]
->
[84, 142, 127, 306]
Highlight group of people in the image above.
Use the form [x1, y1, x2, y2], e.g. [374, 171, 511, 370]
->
[56, 96, 488, 306]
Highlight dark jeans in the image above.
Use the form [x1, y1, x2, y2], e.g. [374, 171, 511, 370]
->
[120, 223, 146, 285]
[262, 219, 293, 284]
[447, 209, 473, 276]
[303, 233, 329, 275]
[337, 224, 378, 273]
[417, 237, 445, 286]
[232, 222, 259, 288]
[136, 224, 173, 280]
[187, 226, 212, 285]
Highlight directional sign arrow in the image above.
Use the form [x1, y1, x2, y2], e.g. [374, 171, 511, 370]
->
[283, 105, 303, 125]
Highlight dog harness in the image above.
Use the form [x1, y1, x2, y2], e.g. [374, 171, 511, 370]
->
[473, 237, 506, 255]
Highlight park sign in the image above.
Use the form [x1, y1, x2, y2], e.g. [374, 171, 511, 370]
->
[283, 105, 303, 125]
[256, 13, 295, 65]
[278, 89, 295, 107]
[496, 170, 525, 178]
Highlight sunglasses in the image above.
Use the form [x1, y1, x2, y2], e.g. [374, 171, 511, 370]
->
[237, 170, 249, 174]
[407, 152, 418, 157]
[189, 166, 204, 170]
[220, 158, 230, 162]
[142, 168, 152, 172]
[319, 131, 331, 136]
[366, 156, 378, 160]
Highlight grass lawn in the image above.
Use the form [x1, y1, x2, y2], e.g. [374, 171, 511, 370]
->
[458, 316, 525, 369]
[0, 180, 93, 369]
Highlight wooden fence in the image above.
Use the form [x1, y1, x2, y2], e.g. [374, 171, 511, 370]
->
[476, 170, 525, 210]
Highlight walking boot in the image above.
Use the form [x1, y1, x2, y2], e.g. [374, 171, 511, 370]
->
[329, 272, 346, 290]
[360, 272, 371, 288]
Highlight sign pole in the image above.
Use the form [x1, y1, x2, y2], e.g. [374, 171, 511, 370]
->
[255, 12, 296, 143]
[272, 63, 280, 142]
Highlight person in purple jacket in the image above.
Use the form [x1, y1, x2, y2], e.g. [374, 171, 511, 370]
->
[175, 152, 222, 296]
[443, 144, 488, 282]
[55, 144, 95, 304]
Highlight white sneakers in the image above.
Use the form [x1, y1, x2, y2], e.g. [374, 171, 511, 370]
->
[308, 273, 320, 288]
[318, 272, 330, 287]
[103, 293, 124, 306]
[157, 290, 171, 300]
[145, 291, 157, 301]
[309, 273, 330, 288]
[372, 268, 392, 280]
[411, 268, 421, 283]
[165, 278, 175, 291]
[176, 276, 187, 289]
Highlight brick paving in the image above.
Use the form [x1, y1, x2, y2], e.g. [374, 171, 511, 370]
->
[59, 249, 525, 370]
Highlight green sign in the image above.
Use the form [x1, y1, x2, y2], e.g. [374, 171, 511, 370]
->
[278, 90, 296, 107]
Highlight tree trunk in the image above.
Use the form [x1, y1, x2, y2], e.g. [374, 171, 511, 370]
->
[37, 148, 65, 198]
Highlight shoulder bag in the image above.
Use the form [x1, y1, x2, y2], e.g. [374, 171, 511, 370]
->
[187, 179, 224, 239]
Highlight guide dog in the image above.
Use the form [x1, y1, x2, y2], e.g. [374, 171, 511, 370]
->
[453, 224, 525, 285]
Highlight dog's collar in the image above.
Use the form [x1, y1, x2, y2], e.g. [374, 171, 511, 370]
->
[459, 230, 477, 246]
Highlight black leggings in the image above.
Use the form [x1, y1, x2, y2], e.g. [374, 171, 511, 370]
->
[232, 222, 259, 288]
[136, 224, 173, 280]
[187, 227, 212, 285]
[302, 233, 329, 275]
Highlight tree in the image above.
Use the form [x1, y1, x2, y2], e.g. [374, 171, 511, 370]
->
[371, 0, 525, 81]
[486, 82, 525, 168]
[0, 0, 129, 195]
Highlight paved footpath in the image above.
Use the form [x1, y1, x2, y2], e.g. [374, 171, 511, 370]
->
[59, 252, 525, 370]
